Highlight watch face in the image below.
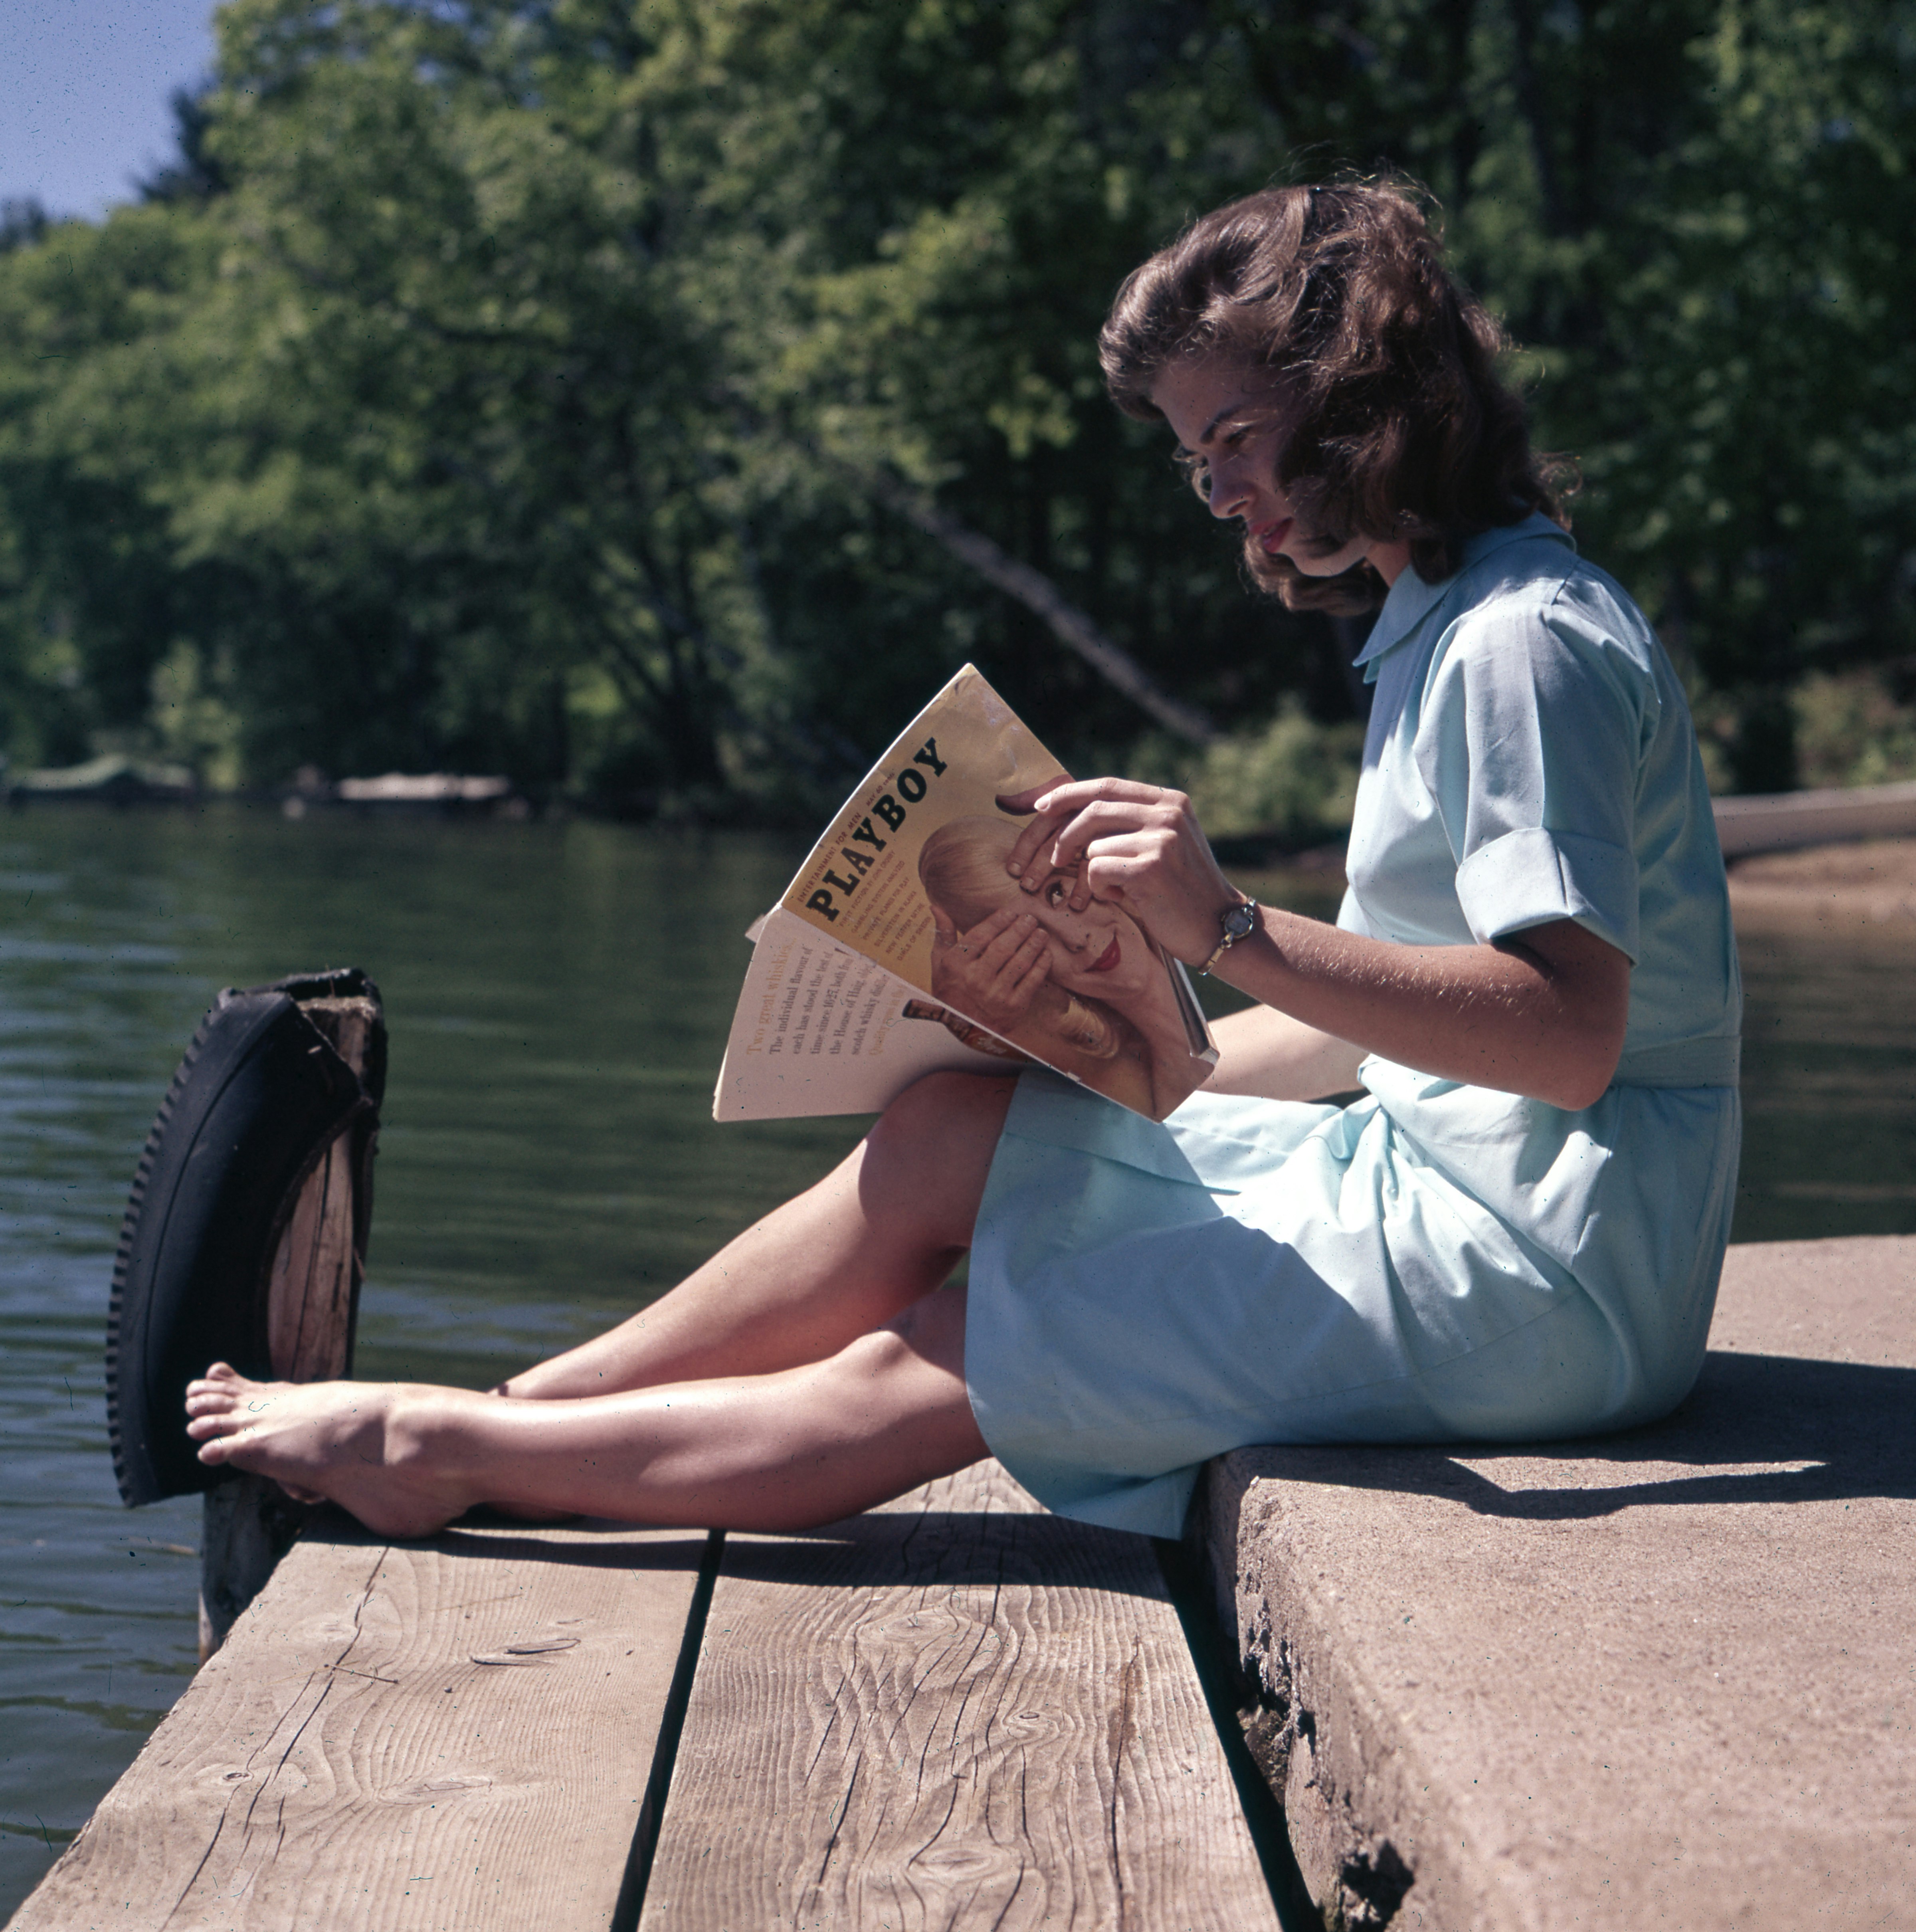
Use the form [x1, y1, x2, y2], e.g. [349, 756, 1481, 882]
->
[1223, 900, 1257, 940]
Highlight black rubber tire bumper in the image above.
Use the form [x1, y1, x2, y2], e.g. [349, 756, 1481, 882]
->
[105, 969, 385, 1507]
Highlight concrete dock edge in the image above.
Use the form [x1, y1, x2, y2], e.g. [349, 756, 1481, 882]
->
[1196, 1234, 1916, 1932]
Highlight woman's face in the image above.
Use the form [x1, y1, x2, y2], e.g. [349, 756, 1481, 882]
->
[1003, 862, 1156, 1001]
[1149, 358, 1408, 586]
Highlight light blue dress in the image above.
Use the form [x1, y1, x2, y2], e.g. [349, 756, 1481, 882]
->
[965, 517, 1743, 1537]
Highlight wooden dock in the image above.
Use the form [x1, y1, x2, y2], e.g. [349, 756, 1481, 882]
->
[19, 1240, 1910, 1930]
[9, 1461, 1290, 1931]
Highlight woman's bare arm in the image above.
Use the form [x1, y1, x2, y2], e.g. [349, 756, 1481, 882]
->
[1001, 779, 1632, 1112]
[1202, 1005, 1366, 1102]
[1201, 919, 1631, 1109]
[1209, 908, 1630, 1111]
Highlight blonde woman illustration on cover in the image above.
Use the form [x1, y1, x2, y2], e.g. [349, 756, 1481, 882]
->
[915, 812, 1204, 1120]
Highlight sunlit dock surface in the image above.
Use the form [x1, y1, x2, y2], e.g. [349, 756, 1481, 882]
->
[9, 1461, 1283, 1932]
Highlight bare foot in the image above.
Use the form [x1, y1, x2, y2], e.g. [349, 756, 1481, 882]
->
[184, 1362, 473, 1539]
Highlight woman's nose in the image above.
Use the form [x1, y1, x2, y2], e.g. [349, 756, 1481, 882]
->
[1205, 459, 1251, 521]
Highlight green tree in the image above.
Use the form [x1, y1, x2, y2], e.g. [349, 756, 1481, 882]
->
[0, 206, 255, 772]
[1, 0, 1908, 807]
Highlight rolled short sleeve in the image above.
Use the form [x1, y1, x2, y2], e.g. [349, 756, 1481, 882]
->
[1414, 584, 1659, 962]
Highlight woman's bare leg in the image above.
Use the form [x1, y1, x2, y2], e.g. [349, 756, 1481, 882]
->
[498, 1072, 1015, 1399]
[185, 1282, 986, 1538]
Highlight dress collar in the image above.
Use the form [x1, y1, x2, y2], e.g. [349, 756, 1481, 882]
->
[1352, 513, 1575, 681]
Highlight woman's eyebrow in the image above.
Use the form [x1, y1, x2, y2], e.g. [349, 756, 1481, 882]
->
[1188, 398, 1257, 450]
[1199, 402, 1237, 445]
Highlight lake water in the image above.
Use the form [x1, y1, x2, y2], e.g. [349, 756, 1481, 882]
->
[2, 807, 1912, 1917]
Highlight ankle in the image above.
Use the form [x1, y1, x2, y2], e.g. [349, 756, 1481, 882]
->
[391, 1385, 499, 1500]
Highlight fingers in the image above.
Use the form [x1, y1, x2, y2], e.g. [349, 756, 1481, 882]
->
[973, 908, 1049, 981]
[1005, 803, 1068, 882]
[994, 773, 1072, 817]
[1006, 779, 1199, 902]
[946, 904, 1021, 955]
[1046, 796, 1199, 912]
[957, 908, 1049, 987]
[930, 904, 1051, 1032]
[1002, 928, 1053, 1001]
[994, 777, 1235, 961]
[1060, 821, 1187, 912]
[1007, 777, 1154, 880]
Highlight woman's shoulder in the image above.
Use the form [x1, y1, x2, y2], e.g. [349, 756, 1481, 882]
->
[1440, 536, 1662, 687]
[1406, 538, 1674, 762]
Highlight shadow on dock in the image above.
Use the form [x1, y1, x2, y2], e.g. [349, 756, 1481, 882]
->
[1240, 1349, 1916, 1519]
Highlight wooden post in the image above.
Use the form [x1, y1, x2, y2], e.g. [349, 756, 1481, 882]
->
[198, 995, 380, 1661]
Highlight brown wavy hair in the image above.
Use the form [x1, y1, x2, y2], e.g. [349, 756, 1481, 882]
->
[1100, 182, 1570, 614]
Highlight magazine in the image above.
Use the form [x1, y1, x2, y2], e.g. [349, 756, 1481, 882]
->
[714, 666, 1217, 1124]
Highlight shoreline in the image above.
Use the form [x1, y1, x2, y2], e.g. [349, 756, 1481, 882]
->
[1726, 835, 1916, 926]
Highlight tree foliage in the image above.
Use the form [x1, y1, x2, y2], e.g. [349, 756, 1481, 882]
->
[0, 0, 1910, 808]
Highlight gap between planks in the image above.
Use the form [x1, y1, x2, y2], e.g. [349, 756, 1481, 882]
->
[17, 1463, 1284, 1932]
[639, 1458, 1282, 1932]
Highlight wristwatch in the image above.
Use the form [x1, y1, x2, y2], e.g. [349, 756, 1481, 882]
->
[1197, 896, 1259, 976]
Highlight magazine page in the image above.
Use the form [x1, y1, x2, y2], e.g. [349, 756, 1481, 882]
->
[730, 664, 1215, 1123]
[714, 907, 1028, 1121]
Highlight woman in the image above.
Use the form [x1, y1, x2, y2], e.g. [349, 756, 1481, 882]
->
[186, 183, 1740, 1542]
[919, 812, 1203, 1118]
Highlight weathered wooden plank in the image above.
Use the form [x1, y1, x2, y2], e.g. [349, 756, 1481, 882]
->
[640, 1460, 1280, 1931]
[13, 1514, 710, 1932]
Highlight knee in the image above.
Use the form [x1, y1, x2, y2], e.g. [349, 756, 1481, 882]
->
[878, 1070, 1017, 1139]
[834, 1283, 970, 1402]
[861, 1073, 1016, 1246]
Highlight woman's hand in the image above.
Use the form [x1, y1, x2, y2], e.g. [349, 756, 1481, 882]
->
[998, 778, 1239, 966]
[929, 904, 1053, 1036]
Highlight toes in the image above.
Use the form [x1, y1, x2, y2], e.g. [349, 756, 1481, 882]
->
[186, 1366, 255, 1408]
[186, 1388, 243, 1421]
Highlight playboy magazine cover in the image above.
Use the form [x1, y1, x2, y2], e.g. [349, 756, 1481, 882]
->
[715, 666, 1215, 1123]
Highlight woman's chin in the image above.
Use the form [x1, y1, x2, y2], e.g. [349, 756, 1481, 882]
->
[1069, 966, 1146, 1004]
